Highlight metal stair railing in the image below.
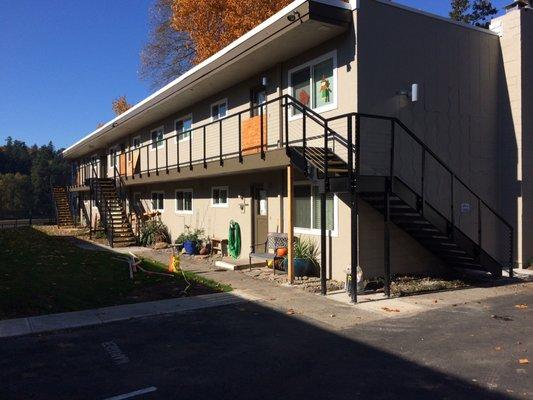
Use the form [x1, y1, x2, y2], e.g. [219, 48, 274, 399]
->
[90, 163, 114, 247]
[326, 112, 514, 279]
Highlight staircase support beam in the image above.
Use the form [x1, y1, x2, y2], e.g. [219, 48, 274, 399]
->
[287, 165, 295, 284]
[384, 179, 391, 298]
[320, 192, 327, 296]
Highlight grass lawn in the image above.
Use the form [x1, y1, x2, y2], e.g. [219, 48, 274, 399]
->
[0, 227, 231, 320]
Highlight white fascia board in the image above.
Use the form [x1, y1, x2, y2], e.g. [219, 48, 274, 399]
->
[62, 0, 351, 158]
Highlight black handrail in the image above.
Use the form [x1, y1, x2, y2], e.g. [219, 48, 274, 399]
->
[326, 111, 514, 273]
[90, 163, 114, 247]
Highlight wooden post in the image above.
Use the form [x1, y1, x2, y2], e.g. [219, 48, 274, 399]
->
[287, 164, 295, 284]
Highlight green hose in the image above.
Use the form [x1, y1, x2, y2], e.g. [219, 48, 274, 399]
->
[228, 220, 241, 259]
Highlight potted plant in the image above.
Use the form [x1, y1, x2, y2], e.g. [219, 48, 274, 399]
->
[283, 237, 320, 277]
[175, 226, 205, 255]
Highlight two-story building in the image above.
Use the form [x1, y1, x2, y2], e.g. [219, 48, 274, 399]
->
[59, 0, 532, 300]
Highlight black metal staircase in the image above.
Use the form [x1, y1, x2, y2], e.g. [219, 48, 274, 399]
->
[89, 173, 136, 248]
[282, 96, 514, 301]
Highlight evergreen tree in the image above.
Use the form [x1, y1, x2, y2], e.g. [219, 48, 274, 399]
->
[449, 0, 498, 28]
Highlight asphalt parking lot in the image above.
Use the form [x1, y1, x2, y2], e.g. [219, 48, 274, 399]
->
[0, 286, 530, 400]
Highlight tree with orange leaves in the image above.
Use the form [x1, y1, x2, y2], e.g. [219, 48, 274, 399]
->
[112, 96, 133, 116]
[140, 0, 291, 88]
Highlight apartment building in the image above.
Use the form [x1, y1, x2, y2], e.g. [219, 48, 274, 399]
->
[59, 0, 532, 299]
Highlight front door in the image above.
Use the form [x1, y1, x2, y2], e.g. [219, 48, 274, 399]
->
[252, 185, 268, 247]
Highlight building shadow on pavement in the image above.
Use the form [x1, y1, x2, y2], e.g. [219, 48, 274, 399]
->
[0, 296, 526, 400]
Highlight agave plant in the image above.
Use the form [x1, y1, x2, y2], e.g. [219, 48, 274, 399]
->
[294, 236, 320, 276]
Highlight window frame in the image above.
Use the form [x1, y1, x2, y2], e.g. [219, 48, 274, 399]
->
[150, 126, 165, 151]
[287, 50, 338, 120]
[211, 186, 229, 208]
[210, 99, 228, 122]
[293, 181, 338, 237]
[132, 135, 141, 149]
[174, 114, 193, 144]
[150, 191, 165, 212]
[108, 145, 120, 169]
[175, 188, 193, 214]
[132, 192, 143, 213]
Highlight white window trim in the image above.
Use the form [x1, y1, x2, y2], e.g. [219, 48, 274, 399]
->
[293, 181, 339, 237]
[175, 188, 193, 214]
[287, 50, 338, 121]
[211, 186, 229, 208]
[108, 145, 120, 170]
[151, 191, 165, 212]
[174, 114, 193, 144]
[132, 135, 141, 149]
[210, 98, 228, 122]
[150, 126, 165, 151]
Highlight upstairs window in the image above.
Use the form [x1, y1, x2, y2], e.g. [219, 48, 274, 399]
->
[132, 136, 141, 149]
[175, 116, 193, 142]
[289, 51, 337, 116]
[151, 127, 164, 150]
[211, 99, 227, 121]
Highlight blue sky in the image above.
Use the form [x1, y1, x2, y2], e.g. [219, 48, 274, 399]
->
[0, 0, 509, 150]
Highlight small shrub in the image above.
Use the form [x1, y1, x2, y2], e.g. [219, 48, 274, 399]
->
[175, 225, 205, 251]
[140, 220, 170, 247]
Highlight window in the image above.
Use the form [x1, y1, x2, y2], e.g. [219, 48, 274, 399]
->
[294, 183, 336, 235]
[211, 186, 229, 207]
[132, 136, 141, 148]
[289, 51, 337, 116]
[133, 192, 143, 213]
[211, 99, 227, 121]
[175, 116, 193, 142]
[108, 146, 119, 167]
[151, 191, 164, 211]
[250, 86, 266, 117]
[151, 127, 164, 150]
[175, 189, 193, 213]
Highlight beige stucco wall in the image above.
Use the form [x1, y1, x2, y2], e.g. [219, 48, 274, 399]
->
[494, 8, 533, 268]
[128, 167, 442, 282]
[356, 0, 509, 265]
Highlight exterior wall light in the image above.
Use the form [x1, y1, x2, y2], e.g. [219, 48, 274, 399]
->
[398, 83, 419, 102]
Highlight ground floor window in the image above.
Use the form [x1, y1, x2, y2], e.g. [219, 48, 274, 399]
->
[175, 189, 193, 213]
[294, 183, 336, 234]
[151, 191, 164, 211]
[211, 186, 228, 207]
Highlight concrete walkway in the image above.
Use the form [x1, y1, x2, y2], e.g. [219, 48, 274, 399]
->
[134, 248, 532, 330]
[3, 238, 530, 338]
[0, 291, 256, 339]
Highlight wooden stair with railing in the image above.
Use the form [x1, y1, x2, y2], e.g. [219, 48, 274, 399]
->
[52, 186, 75, 227]
[90, 178, 136, 247]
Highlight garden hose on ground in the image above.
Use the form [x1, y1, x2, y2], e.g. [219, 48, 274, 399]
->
[228, 220, 241, 259]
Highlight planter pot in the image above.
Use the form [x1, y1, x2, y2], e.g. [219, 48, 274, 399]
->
[183, 240, 198, 255]
[282, 258, 316, 277]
